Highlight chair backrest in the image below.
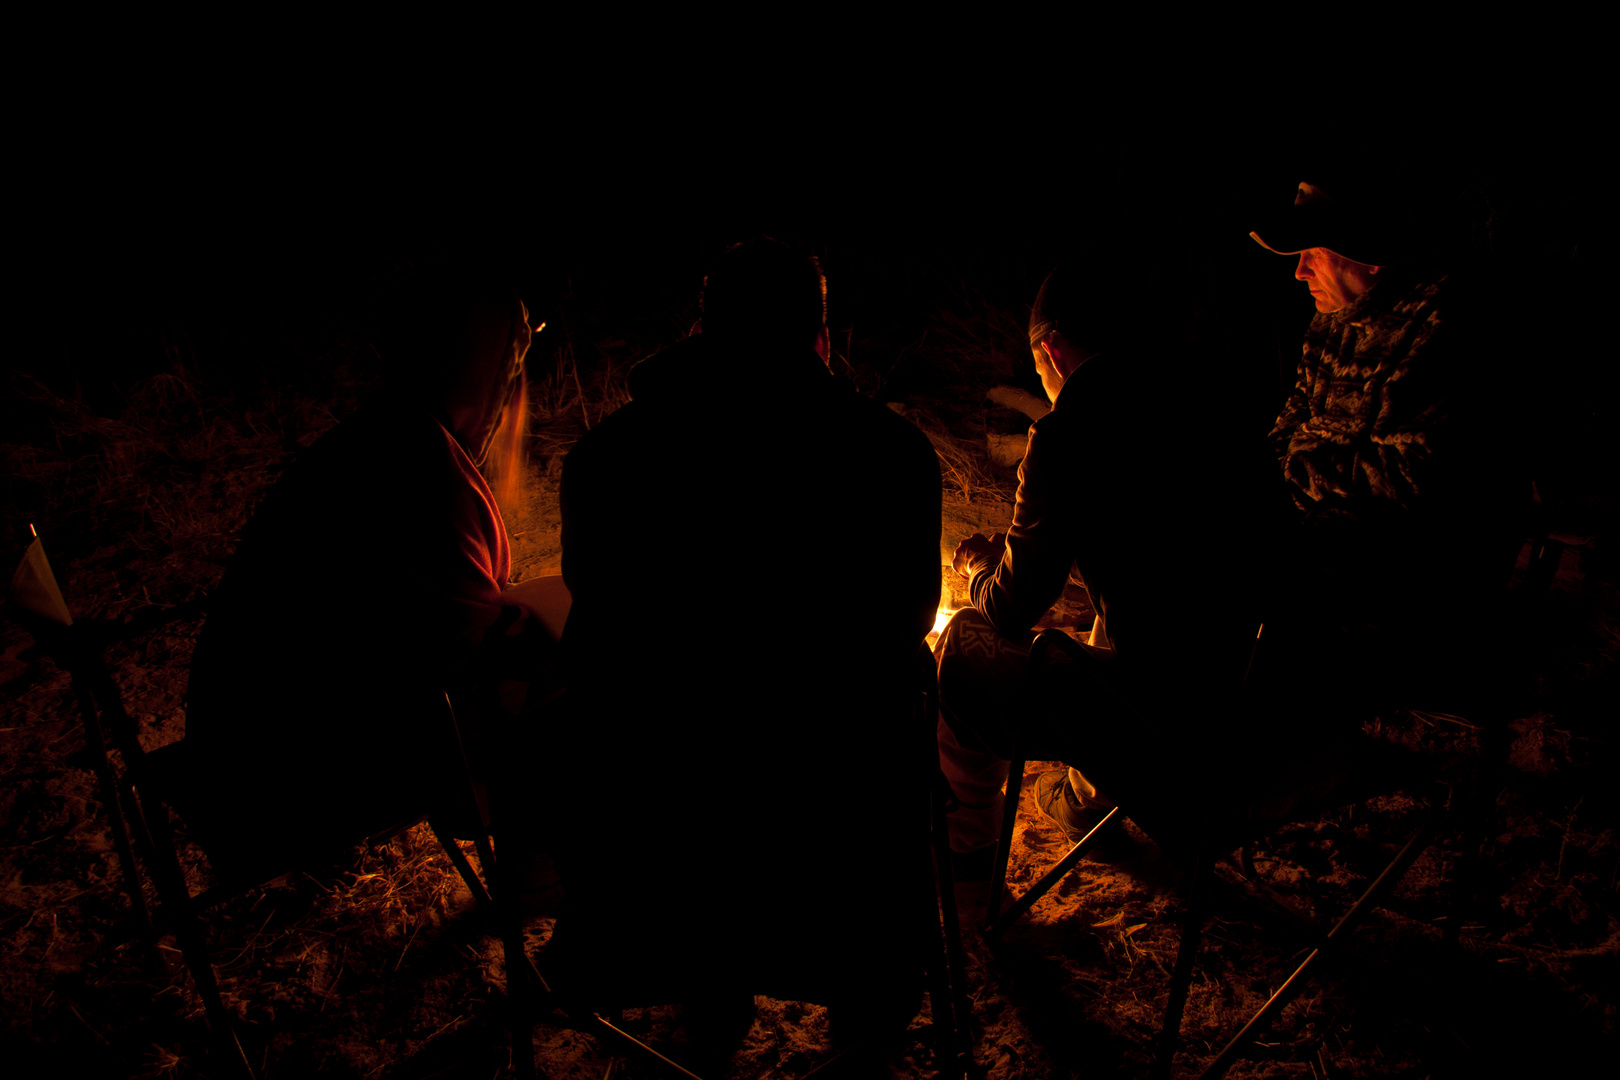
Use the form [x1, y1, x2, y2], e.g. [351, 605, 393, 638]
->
[8, 529, 516, 1079]
[7, 529, 488, 885]
[8, 531, 73, 629]
[6, 530, 202, 783]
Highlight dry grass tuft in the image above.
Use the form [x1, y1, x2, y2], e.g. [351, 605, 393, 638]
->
[2, 345, 379, 616]
[527, 335, 638, 470]
[905, 403, 1017, 506]
[926, 276, 1036, 389]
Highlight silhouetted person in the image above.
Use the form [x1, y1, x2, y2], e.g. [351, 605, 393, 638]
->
[935, 257, 1288, 868]
[938, 174, 1520, 873]
[1250, 168, 1521, 706]
[186, 281, 533, 857]
[538, 239, 941, 1051]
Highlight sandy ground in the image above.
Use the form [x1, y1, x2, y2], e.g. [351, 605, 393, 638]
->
[2, 386, 1616, 1079]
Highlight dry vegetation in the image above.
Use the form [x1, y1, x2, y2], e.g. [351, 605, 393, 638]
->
[2, 272, 1616, 1080]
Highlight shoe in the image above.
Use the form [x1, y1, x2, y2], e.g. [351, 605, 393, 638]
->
[1033, 769, 1118, 844]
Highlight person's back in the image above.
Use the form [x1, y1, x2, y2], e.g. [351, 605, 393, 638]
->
[540, 241, 941, 1014]
[186, 284, 532, 848]
[1005, 348, 1282, 679]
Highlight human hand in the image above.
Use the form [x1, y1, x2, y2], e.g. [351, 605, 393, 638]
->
[951, 532, 1006, 578]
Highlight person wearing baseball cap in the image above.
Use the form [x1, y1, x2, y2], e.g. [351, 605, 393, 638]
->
[1252, 168, 1521, 713]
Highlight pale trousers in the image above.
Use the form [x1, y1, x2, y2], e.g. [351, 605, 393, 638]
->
[934, 608, 1114, 854]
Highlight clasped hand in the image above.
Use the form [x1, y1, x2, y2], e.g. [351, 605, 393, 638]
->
[951, 532, 1006, 579]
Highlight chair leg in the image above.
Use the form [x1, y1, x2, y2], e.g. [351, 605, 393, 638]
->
[480, 823, 537, 1080]
[984, 807, 1122, 939]
[929, 771, 972, 1077]
[1446, 714, 1508, 950]
[72, 678, 152, 929]
[1154, 848, 1213, 1080]
[984, 754, 1026, 934]
[428, 817, 493, 910]
[1443, 786, 1486, 951]
[1195, 806, 1439, 1080]
[127, 791, 257, 1079]
[591, 1013, 709, 1079]
[924, 834, 955, 1060]
[174, 900, 258, 1079]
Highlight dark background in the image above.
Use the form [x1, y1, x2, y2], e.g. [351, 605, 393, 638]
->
[5, 60, 1616, 1079]
[17, 74, 1613, 521]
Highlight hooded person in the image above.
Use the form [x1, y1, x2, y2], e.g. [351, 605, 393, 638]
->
[184, 278, 534, 856]
[534, 239, 942, 1052]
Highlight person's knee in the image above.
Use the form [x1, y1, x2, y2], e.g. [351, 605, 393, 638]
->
[934, 606, 989, 666]
[937, 608, 1028, 693]
[936, 608, 1033, 761]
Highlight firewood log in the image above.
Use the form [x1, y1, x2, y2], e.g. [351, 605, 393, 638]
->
[987, 432, 1029, 468]
[987, 385, 1051, 422]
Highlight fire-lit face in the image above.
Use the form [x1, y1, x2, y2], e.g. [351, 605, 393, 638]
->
[1294, 247, 1382, 313]
[1033, 345, 1064, 405]
[1032, 333, 1090, 406]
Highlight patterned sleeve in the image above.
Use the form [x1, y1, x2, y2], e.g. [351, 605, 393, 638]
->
[1268, 347, 1317, 484]
[1271, 277, 1454, 515]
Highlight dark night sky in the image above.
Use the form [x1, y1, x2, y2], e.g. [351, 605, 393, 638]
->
[22, 67, 1609, 491]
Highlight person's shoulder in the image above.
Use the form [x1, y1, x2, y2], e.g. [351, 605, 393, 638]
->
[828, 383, 938, 460]
[309, 398, 455, 457]
[1041, 355, 1122, 426]
[625, 336, 707, 401]
[1023, 396, 1086, 463]
[558, 394, 645, 488]
[1350, 259, 1453, 329]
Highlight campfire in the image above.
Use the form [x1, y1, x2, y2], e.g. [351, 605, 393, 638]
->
[4, 161, 1611, 1078]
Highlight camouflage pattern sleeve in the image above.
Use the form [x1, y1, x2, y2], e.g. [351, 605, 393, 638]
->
[1269, 273, 1454, 515]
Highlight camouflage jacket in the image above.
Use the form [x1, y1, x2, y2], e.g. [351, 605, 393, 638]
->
[1269, 264, 1464, 518]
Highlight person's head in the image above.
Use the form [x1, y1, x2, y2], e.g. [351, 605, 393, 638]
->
[1293, 246, 1382, 313]
[1250, 175, 1410, 313]
[699, 238, 827, 356]
[383, 275, 534, 464]
[1028, 262, 1128, 404]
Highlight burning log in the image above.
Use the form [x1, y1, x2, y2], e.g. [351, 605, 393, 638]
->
[987, 432, 1028, 468]
[987, 385, 1051, 422]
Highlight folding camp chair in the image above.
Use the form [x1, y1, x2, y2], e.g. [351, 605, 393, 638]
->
[976, 526, 1554, 1079]
[5, 530, 524, 1080]
[492, 643, 972, 1080]
[1438, 520, 1565, 953]
[975, 626, 1440, 1079]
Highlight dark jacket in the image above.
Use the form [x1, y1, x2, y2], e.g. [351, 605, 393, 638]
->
[543, 332, 941, 1005]
[186, 401, 511, 844]
[970, 351, 1286, 690]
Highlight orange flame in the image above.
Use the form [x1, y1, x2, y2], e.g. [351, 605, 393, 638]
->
[482, 366, 529, 525]
[926, 606, 957, 653]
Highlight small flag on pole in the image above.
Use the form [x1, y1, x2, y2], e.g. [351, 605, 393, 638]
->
[8, 532, 73, 627]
